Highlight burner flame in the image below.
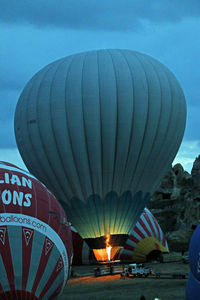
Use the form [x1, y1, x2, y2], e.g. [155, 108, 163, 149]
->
[106, 235, 112, 261]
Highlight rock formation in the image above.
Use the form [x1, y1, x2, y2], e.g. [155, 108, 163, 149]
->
[148, 155, 200, 252]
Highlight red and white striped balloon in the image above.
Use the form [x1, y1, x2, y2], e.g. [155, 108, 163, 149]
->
[0, 161, 73, 299]
[118, 207, 169, 262]
[71, 226, 96, 265]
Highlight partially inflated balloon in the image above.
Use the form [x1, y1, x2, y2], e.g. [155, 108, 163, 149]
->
[189, 225, 200, 281]
[117, 208, 169, 262]
[15, 49, 186, 257]
[71, 226, 96, 265]
[0, 161, 73, 299]
[186, 272, 200, 300]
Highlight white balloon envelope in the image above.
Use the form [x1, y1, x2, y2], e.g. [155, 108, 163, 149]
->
[15, 49, 186, 255]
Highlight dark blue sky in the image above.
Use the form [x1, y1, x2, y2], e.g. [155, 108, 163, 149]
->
[1, 0, 200, 171]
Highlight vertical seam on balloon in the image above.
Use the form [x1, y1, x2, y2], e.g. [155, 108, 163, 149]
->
[18, 82, 39, 179]
[81, 52, 100, 239]
[133, 54, 163, 193]
[160, 69, 185, 169]
[107, 50, 119, 236]
[32, 177, 37, 220]
[143, 211, 154, 237]
[64, 55, 86, 198]
[36, 60, 69, 201]
[25, 68, 53, 189]
[22, 76, 44, 222]
[146, 59, 176, 192]
[0, 225, 15, 293]
[47, 189, 51, 229]
[117, 193, 130, 235]
[116, 52, 150, 236]
[139, 213, 152, 238]
[97, 51, 106, 236]
[91, 51, 103, 238]
[24, 179, 37, 291]
[148, 211, 158, 239]
[150, 62, 176, 191]
[144, 208, 157, 239]
[117, 49, 135, 195]
[126, 52, 150, 192]
[112, 49, 133, 236]
[145, 210, 157, 239]
[64, 55, 94, 239]
[26, 65, 65, 202]
[9, 169, 23, 293]
[150, 67, 176, 192]
[149, 211, 159, 240]
[81, 55, 99, 240]
[48, 58, 76, 200]
[47, 281, 63, 299]
[151, 212, 161, 242]
[0, 167, 7, 300]
[107, 50, 118, 192]
[81, 52, 94, 195]
[0, 165, 19, 299]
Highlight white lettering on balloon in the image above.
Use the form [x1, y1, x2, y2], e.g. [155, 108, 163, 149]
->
[0, 173, 32, 189]
[1, 190, 32, 207]
[0, 172, 33, 207]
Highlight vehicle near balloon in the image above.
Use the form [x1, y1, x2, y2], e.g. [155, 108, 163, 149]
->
[14, 49, 186, 262]
[122, 263, 152, 278]
[94, 263, 122, 277]
[0, 161, 73, 299]
[117, 208, 169, 262]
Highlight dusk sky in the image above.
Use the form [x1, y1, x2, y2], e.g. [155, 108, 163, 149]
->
[1, 0, 200, 173]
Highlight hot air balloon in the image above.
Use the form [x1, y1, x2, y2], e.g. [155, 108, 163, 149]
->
[116, 208, 169, 262]
[14, 49, 186, 261]
[71, 226, 96, 265]
[189, 224, 200, 281]
[186, 272, 200, 300]
[0, 161, 73, 299]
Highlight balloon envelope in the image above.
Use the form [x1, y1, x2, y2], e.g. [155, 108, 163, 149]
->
[116, 208, 169, 262]
[14, 49, 186, 250]
[186, 272, 200, 300]
[71, 226, 96, 265]
[189, 224, 200, 280]
[0, 161, 73, 299]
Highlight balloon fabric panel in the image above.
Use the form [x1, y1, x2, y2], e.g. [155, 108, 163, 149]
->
[14, 49, 186, 250]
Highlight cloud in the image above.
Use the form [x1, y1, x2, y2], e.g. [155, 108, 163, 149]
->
[1, 0, 200, 31]
[173, 140, 200, 173]
[1, 15, 199, 150]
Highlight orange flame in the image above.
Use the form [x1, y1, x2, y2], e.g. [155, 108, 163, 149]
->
[106, 235, 112, 261]
[93, 235, 121, 262]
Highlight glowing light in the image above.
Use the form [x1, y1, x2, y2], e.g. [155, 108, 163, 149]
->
[106, 245, 112, 261]
[93, 235, 122, 262]
[106, 235, 112, 261]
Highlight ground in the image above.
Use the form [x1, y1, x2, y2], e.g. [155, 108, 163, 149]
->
[60, 261, 189, 300]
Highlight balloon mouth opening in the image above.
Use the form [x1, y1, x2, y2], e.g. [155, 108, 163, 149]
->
[93, 246, 121, 262]
[85, 233, 129, 249]
[92, 235, 122, 262]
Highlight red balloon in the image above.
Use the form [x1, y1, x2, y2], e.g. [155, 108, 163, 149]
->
[71, 226, 96, 265]
[0, 161, 73, 299]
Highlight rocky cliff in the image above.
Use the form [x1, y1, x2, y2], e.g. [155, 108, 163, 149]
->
[148, 155, 200, 252]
